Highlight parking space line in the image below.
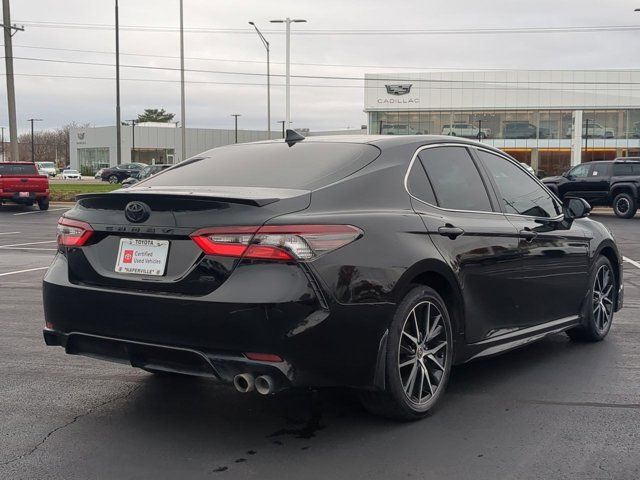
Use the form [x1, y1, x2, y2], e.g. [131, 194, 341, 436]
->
[623, 256, 640, 269]
[0, 266, 48, 277]
[13, 208, 68, 216]
[0, 241, 56, 249]
[0, 232, 20, 236]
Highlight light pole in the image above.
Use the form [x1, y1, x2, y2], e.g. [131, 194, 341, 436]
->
[270, 18, 306, 129]
[249, 21, 271, 138]
[277, 120, 286, 139]
[1, 126, 4, 161]
[126, 119, 137, 161]
[115, 0, 122, 165]
[28, 118, 42, 163]
[231, 114, 241, 143]
[179, 0, 186, 163]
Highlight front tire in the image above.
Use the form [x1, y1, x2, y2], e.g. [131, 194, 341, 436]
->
[612, 193, 637, 218]
[567, 256, 616, 342]
[360, 286, 453, 420]
[108, 175, 119, 184]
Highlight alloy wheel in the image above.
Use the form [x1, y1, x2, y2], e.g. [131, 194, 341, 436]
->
[593, 264, 614, 331]
[616, 197, 630, 214]
[398, 301, 448, 405]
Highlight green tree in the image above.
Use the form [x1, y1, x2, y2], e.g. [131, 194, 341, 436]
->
[137, 108, 176, 123]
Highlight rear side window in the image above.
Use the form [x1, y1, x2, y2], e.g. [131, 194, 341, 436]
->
[613, 163, 640, 175]
[418, 146, 493, 212]
[0, 164, 38, 175]
[477, 150, 561, 218]
[143, 142, 380, 190]
[406, 159, 436, 205]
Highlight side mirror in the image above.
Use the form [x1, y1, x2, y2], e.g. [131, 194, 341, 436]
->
[564, 197, 591, 220]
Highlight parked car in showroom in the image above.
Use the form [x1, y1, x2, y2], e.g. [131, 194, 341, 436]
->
[43, 133, 623, 420]
[565, 122, 614, 139]
[121, 164, 172, 188]
[61, 169, 82, 180]
[381, 124, 425, 135]
[0, 162, 50, 210]
[441, 123, 489, 139]
[542, 158, 640, 218]
[503, 121, 550, 139]
[100, 162, 146, 184]
[36, 161, 57, 177]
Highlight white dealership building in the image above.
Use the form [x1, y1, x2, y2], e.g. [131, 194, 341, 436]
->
[365, 70, 640, 175]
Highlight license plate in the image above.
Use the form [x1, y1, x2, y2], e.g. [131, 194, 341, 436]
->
[19, 192, 30, 198]
[115, 238, 169, 276]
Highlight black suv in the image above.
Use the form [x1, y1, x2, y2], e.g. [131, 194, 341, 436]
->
[542, 159, 640, 218]
[100, 163, 146, 184]
[44, 135, 622, 420]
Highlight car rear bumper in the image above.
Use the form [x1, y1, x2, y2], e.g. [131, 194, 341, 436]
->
[42, 254, 393, 389]
[0, 192, 48, 204]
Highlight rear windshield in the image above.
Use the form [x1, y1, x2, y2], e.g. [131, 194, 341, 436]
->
[142, 142, 380, 190]
[0, 163, 38, 175]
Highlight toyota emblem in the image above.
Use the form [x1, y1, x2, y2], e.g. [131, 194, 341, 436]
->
[124, 201, 150, 223]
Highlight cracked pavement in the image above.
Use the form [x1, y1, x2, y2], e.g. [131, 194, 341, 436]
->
[0, 207, 639, 479]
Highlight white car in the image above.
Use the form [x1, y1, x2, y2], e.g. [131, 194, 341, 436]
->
[381, 124, 425, 135]
[61, 169, 82, 180]
[565, 122, 615, 139]
[441, 123, 489, 139]
[36, 162, 57, 177]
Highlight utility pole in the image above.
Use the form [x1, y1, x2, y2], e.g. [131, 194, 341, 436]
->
[179, 0, 186, 162]
[249, 21, 271, 138]
[2, 0, 23, 163]
[231, 114, 241, 143]
[584, 118, 588, 162]
[1, 126, 4, 161]
[126, 119, 137, 161]
[270, 18, 306, 128]
[115, 0, 122, 165]
[277, 120, 286, 139]
[28, 118, 42, 163]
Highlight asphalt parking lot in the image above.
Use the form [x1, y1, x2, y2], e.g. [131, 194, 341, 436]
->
[0, 206, 639, 480]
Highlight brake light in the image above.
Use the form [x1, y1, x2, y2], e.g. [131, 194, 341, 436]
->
[190, 224, 362, 261]
[56, 217, 94, 247]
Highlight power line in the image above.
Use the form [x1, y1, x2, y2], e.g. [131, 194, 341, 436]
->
[11, 55, 640, 86]
[13, 20, 640, 35]
[8, 43, 640, 73]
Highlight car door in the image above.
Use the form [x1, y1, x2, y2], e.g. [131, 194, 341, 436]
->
[474, 149, 590, 326]
[407, 145, 524, 344]
[580, 163, 611, 204]
[559, 163, 591, 199]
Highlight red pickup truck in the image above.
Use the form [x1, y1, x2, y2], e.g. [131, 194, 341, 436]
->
[0, 162, 50, 210]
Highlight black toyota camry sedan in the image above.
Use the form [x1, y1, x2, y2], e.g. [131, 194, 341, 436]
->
[43, 133, 623, 420]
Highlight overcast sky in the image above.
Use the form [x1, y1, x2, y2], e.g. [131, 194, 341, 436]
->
[2, 0, 640, 134]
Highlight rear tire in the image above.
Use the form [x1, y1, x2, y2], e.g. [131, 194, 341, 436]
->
[567, 256, 616, 342]
[360, 286, 453, 420]
[38, 198, 49, 211]
[612, 193, 637, 219]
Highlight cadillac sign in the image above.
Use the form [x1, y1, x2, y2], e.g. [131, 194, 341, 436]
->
[385, 84, 412, 95]
[378, 84, 419, 104]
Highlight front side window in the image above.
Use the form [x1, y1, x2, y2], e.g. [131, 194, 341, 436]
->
[477, 150, 561, 218]
[418, 147, 493, 212]
[569, 164, 590, 178]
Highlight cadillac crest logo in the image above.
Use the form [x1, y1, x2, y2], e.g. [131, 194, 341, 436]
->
[385, 84, 412, 96]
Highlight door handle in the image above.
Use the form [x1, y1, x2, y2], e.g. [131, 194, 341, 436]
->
[438, 224, 465, 239]
[20, 178, 28, 183]
[519, 228, 538, 241]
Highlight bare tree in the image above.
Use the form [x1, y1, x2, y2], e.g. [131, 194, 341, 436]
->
[16, 122, 91, 165]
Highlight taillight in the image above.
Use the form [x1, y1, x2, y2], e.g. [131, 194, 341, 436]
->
[56, 217, 94, 247]
[190, 224, 362, 261]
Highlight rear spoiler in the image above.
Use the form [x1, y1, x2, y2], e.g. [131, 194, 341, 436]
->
[77, 186, 310, 207]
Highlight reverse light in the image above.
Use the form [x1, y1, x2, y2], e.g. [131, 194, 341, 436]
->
[56, 217, 94, 247]
[190, 224, 362, 261]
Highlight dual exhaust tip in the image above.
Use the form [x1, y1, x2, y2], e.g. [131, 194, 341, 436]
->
[233, 373, 276, 395]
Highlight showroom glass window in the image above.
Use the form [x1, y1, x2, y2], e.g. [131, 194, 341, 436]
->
[477, 150, 561, 218]
[418, 147, 493, 212]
